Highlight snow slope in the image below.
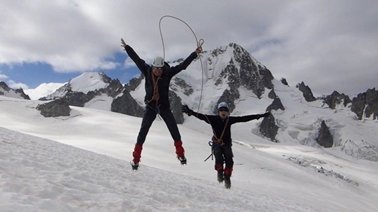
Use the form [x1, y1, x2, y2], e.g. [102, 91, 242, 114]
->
[2, 127, 310, 211]
[1, 96, 378, 211]
[69, 72, 108, 94]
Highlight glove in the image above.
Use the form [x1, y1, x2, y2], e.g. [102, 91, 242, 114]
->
[182, 105, 193, 116]
[262, 112, 271, 118]
[121, 38, 127, 49]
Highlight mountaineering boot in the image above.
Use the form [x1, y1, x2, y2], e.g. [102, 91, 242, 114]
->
[178, 155, 187, 165]
[215, 163, 224, 182]
[224, 175, 231, 189]
[217, 172, 224, 183]
[175, 140, 186, 165]
[130, 161, 139, 170]
[131, 144, 143, 170]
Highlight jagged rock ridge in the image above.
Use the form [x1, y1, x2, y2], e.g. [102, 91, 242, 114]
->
[0, 82, 30, 100]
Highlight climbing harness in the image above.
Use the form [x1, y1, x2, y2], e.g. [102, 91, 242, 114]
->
[203, 116, 229, 162]
[158, 15, 205, 112]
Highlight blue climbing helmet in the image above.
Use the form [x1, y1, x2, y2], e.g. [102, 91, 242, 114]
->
[217, 102, 229, 112]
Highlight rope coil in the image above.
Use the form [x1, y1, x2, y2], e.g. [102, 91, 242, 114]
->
[159, 15, 205, 112]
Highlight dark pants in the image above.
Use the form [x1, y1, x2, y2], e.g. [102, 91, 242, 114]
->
[213, 144, 234, 177]
[136, 106, 181, 145]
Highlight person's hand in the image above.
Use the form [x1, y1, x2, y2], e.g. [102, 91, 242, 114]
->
[121, 38, 127, 49]
[182, 105, 193, 116]
[195, 46, 202, 54]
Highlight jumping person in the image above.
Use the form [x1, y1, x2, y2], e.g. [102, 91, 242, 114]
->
[121, 38, 202, 170]
[182, 102, 270, 188]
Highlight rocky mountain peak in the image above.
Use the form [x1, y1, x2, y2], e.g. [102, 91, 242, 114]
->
[296, 82, 316, 102]
[351, 88, 378, 120]
[0, 81, 30, 100]
[41, 72, 124, 108]
[323, 91, 351, 109]
[205, 43, 274, 113]
[0, 82, 10, 91]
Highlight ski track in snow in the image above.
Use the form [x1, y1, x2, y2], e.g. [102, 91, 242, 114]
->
[0, 127, 310, 212]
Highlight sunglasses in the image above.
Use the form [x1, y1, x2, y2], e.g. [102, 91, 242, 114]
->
[218, 108, 229, 112]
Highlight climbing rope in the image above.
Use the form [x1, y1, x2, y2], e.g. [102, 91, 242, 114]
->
[158, 15, 205, 112]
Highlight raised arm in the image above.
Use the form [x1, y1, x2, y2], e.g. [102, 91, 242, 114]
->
[121, 38, 149, 76]
[182, 105, 213, 124]
[168, 46, 202, 78]
[229, 112, 270, 124]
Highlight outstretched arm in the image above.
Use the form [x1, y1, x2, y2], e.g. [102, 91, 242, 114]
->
[229, 112, 270, 124]
[182, 105, 212, 124]
[121, 38, 149, 76]
[169, 46, 202, 78]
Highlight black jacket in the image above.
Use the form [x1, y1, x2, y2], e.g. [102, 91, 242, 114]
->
[191, 111, 264, 146]
[125, 45, 197, 108]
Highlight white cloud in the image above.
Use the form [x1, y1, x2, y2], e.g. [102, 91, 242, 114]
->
[7, 80, 29, 90]
[0, 73, 8, 81]
[0, 72, 28, 89]
[124, 57, 137, 69]
[0, 0, 377, 95]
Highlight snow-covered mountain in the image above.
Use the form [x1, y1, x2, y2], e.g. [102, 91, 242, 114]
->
[1, 41, 377, 210]
[1, 95, 378, 211]
[0, 81, 30, 100]
[127, 43, 378, 161]
[24, 82, 65, 100]
[30, 43, 377, 161]
[37, 72, 144, 116]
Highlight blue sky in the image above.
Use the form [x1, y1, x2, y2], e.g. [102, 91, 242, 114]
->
[0, 52, 139, 88]
[1, 0, 377, 95]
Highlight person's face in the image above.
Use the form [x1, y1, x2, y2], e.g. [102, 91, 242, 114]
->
[218, 110, 229, 119]
[152, 67, 163, 77]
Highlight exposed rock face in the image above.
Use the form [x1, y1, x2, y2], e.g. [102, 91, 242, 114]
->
[172, 77, 193, 96]
[259, 97, 284, 142]
[0, 81, 30, 100]
[316, 121, 333, 148]
[214, 88, 240, 114]
[36, 99, 71, 117]
[214, 43, 274, 100]
[212, 43, 275, 113]
[230, 43, 273, 98]
[268, 89, 277, 99]
[169, 91, 184, 124]
[351, 88, 378, 120]
[0, 82, 10, 92]
[111, 91, 144, 117]
[323, 91, 351, 109]
[281, 78, 289, 86]
[125, 74, 144, 92]
[61, 91, 94, 107]
[296, 82, 316, 102]
[259, 68, 274, 89]
[103, 79, 124, 97]
[15, 89, 31, 100]
[216, 59, 240, 87]
[260, 115, 279, 142]
[267, 97, 285, 111]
